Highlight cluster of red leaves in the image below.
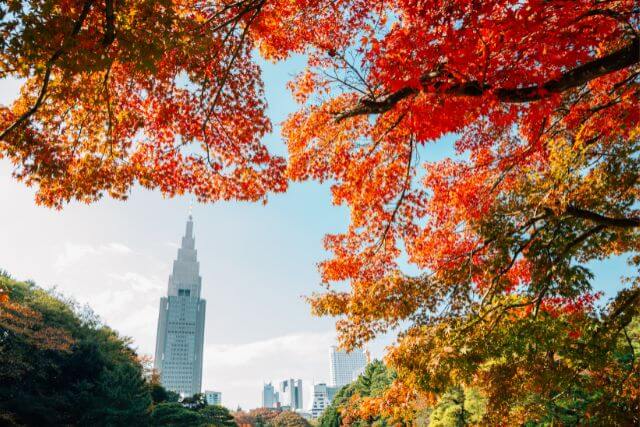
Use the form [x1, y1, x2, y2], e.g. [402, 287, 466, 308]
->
[0, 0, 287, 207]
[285, 0, 638, 352]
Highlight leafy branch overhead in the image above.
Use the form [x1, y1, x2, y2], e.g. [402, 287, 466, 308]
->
[1, 0, 639, 423]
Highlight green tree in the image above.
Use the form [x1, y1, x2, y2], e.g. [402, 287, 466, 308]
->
[199, 405, 237, 426]
[318, 360, 394, 427]
[150, 382, 180, 404]
[150, 402, 206, 426]
[0, 274, 153, 426]
[182, 393, 208, 410]
[239, 407, 280, 426]
[428, 387, 485, 427]
[80, 363, 152, 425]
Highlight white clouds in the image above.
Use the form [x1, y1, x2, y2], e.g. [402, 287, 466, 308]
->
[109, 271, 163, 292]
[205, 331, 334, 368]
[49, 242, 162, 355]
[104, 242, 133, 254]
[54, 242, 133, 271]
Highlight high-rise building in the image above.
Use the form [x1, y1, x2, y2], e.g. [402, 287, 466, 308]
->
[279, 379, 303, 410]
[310, 383, 340, 418]
[311, 383, 331, 418]
[329, 346, 367, 387]
[154, 215, 206, 396]
[262, 382, 279, 408]
[205, 391, 222, 406]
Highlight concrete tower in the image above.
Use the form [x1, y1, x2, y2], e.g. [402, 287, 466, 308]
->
[154, 215, 206, 396]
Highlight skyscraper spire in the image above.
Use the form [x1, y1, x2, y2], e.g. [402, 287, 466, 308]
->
[154, 217, 207, 396]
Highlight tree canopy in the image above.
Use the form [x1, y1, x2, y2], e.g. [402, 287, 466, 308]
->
[233, 408, 309, 427]
[1, 0, 639, 423]
[0, 273, 152, 425]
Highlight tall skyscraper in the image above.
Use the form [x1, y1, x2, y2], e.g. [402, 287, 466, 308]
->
[154, 215, 206, 396]
[262, 382, 279, 408]
[329, 346, 367, 387]
[279, 379, 303, 410]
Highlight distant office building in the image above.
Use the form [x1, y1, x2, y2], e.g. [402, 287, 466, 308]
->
[262, 382, 280, 408]
[154, 216, 206, 396]
[279, 379, 303, 410]
[330, 346, 367, 387]
[205, 391, 222, 405]
[311, 383, 340, 418]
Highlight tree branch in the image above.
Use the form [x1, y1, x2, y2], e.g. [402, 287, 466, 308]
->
[102, 0, 115, 47]
[0, 0, 95, 141]
[336, 38, 639, 121]
[566, 206, 640, 229]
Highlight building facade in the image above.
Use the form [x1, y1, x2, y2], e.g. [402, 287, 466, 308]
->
[154, 216, 206, 396]
[262, 382, 280, 408]
[279, 379, 303, 410]
[205, 391, 222, 406]
[329, 346, 367, 387]
[310, 383, 340, 418]
[311, 383, 335, 418]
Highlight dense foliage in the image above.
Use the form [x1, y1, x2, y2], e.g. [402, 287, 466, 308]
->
[0, 273, 237, 426]
[234, 408, 310, 427]
[319, 360, 395, 427]
[1, 0, 639, 423]
[321, 346, 639, 425]
[419, 387, 486, 427]
[268, 411, 311, 427]
[150, 401, 237, 426]
[0, 273, 151, 425]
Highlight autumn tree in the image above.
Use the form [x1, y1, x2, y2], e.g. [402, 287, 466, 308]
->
[2, 0, 639, 422]
[0, 0, 287, 207]
[267, 411, 311, 427]
[279, 0, 639, 422]
[319, 360, 398, 427]
[235, 407, 280, 426]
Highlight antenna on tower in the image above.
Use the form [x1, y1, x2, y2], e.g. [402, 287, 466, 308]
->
[188, 200, 194, 220]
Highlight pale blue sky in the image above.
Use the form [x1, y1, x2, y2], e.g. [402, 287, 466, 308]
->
[0, 56, 632, 410]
